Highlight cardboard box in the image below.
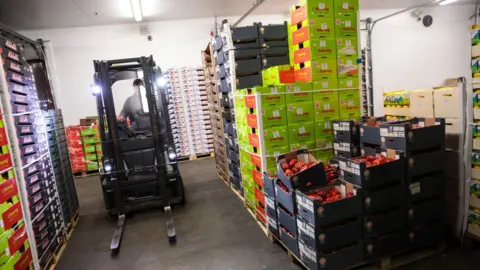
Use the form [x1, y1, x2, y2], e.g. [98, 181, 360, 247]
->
[339, 90, 360, 119]
[312, 78, 338, 96]
[79, 117, 97, 126]
[314, 148, 334, 161]
[290, 140, 316, 152]
[335, 13, 358, 37]
[336, 37, 358, 58]
[316, 135, 334, 149]
[270, 65, 295, 85]
[334, 0, 359, 15]
[295, 59, 338, 82]
[293, 39, 337, 64]
[337, 57, 359, 78]
[434, 87, 461, 119]
[244, 85, 286, 108]
[410, 89, 434, 117]
[249, 126, 289, 149]
[287, 102, 314, 123]
[288, 122, 315, 143]
[262, 68, 271, 86]
[314, 97, 340, 120]
[247, 105, 287, 129]
[277, 149, 327, 190]
[292, 18, 335, 45]
[285, 82, 313, 103]
[315, 119, 334, 138]
[290, 0, 335, 25]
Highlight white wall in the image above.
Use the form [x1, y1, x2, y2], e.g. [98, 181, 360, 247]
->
[22, 14, 287, 125]
[360, 4, 475, 114]
[22, 4, 477, 124]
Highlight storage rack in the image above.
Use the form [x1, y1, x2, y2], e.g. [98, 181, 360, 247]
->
[44, 110, 80, 226]
[202, 43, 229, 182]
[0, 36, 65, 269]
[166, 67, 214, 160]
[361, 48, 368, 116]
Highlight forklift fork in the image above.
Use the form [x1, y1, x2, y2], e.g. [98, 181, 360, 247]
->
[165, 206, 176, 243]
[111, 213, 126, 253]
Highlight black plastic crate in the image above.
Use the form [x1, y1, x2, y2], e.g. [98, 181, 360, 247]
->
[277, 203, 297, 237]
[333, 120, 360, 143]
[265, 194, 276, 218]
[408, 150, 444, 176]
[236, 73, 263, 90]
[26, 180, 44, 197]
[25, 170, 42, 187]
[407, 198, 443, 225]
[220, 93, 232, 108]
[261, 39, 289, 48]
[299, 240, 363, 270]
[406, 222, 444, 250]
[217, 65, 227, 80]
[236, 57, 262, 76]
[364, 208, 406, 238]
[380, 118, 445, 153]
[334, 140, 360, 159]
[279, 226, 299, 257]
[232, 48, 261, 60]
[296, 180, 362, 227]
[230, 174, 242, 193]
[261, 46, 289, 57]
[363, 184, 405, 214]
[297, 215, 362, 252]
[262, 55, 290, 69]
[30, 199, 46, 218]
[228, 160, 240, 178]
[266, 207, 279, 239]
[259, 22, 288, 41]
[231, 24, 260, 49]
[275, 179, 295, 214]
[28, 190, 46, 206]
[277, 150, 327, 191]
[408, 172, 444, 202]
[364, 231, 406, 262]
[263, 174, 276, 199]
[338, 149, 405, 189]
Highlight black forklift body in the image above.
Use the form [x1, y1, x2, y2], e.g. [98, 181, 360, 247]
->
[92, 56, 184, 253]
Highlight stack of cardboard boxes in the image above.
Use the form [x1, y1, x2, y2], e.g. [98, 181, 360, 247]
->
[66, 126, 86, 173]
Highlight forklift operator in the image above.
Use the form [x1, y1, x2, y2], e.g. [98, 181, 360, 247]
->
[119, 79, 151, 131]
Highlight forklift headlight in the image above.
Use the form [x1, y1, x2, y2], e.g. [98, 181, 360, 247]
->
[168, 148, 177, 161]
[103, 159, 113, 173]
[156, 76, 167, 87]
[91, 84, 102, 96]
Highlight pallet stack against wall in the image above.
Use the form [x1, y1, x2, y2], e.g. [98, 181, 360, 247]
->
[0, 36, 67, 269]
[202, 43, 229, 183]
[166, 67, 214, 160]
[44, 110, 80, 226]
[469, 24, 480, 238]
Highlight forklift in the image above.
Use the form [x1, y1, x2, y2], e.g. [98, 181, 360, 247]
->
[92, 56, 185, 254]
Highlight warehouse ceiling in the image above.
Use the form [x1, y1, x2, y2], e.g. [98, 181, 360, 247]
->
[0, 0, 477, 30]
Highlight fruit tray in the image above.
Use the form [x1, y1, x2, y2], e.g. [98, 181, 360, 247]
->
[277, 149, 327, 190]
[333, 120, 360, 143]
[363, 183, 405, 214]
[380, 118, 445, 153]
[279, 225, 299, 257]
[364, 208, 406, 238]
[334, 140, 360, 159]
[408, 172, 444, 202]
[237, 73, 263, 90]
[3, 57, 31, 75]
[27, 190, 46, 206]
[296, 180, 362, 227]
[277, 203, 297, 237]
[338, 149, 406, 189]
[364, 230, 406, 262]
[299, 240, 363, 270]
[297, 215, 362, 252]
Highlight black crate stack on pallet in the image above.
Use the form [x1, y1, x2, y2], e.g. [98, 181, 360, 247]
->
[333, 120, 361, 159]
[379, 118, 446, 250]
[0, 36, 65, 268]
[44, 110, 80, 226]
[337, 120, 408, 261]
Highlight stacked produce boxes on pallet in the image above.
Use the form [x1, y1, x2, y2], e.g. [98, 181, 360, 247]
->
[470, 24, 480, 239]
[203, 43, 229, 182]
[44, 110, 80, 226]
[0, 36, 65, 269]
[80, 127, 102, 171]
[66, 126, 87, 173]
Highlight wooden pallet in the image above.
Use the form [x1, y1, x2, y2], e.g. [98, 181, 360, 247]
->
[178, 152, 214, 162]
[47, 238, 68, 270]
[267, 232, 308, 269]
[66, 210, 80, 239]
[73, 170, 98, 178]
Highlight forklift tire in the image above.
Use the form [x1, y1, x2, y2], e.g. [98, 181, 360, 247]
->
[168, 235, 177, 244]
[107, 212, 118, 222]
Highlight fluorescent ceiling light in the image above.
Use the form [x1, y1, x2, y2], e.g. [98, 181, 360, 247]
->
[439, 0, 460, 5]
[130, 0, 143, 21]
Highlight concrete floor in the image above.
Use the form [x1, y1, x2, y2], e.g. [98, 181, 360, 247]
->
[57, 158, 480, 270]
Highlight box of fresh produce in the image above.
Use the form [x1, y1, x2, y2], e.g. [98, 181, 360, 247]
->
[364, 208, 405, 238]
[408, 172, 444, 202]
[359, 116, 387, 146]
[262, 173, 276, 199]
[363, 183, 405, 214]
[297, 214, 361, 252]
[406, 222, 443, 250]
[277, 203, 298, 237]
[333, 120, 360, 143]
[380, 118, 445, 153]
[334, 140, 360, 159]
[299, 239, 363, 270]
[338, 149, 405, 189]
[407, 198, 444, 225]
[296, 180, 361, 227]
[266, 208, 279, 238]
[408, 150, 444, 177]
[276, 149, 327, 190]
[279, 225, 299, 257]
[275, 180, 296, 214]
[265, 194, 276, 218]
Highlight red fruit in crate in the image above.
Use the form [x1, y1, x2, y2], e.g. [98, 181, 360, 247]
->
[317, 191, 327, 200]
[386, 158, 394, 162]
[366, 156, 376, 162]
[378, 159, 388, 165]
[347, 192, 354, 197]
[366, 162, 373, 168]
[285, 169, 293, 176]
[372, 160, 381, 166]
[295, 161, 305, 168]
[289, 159, 298, 167]
[292, 167, 300, 174]
[300, 165, 308, 171]
[328, 179, 335, 184]
[281, 163, 289, 171]
[307, 161, 316, 167]
[306, 181, 312, 187]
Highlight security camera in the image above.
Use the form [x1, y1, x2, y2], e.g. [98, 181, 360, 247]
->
[147, 35, 153, 41]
